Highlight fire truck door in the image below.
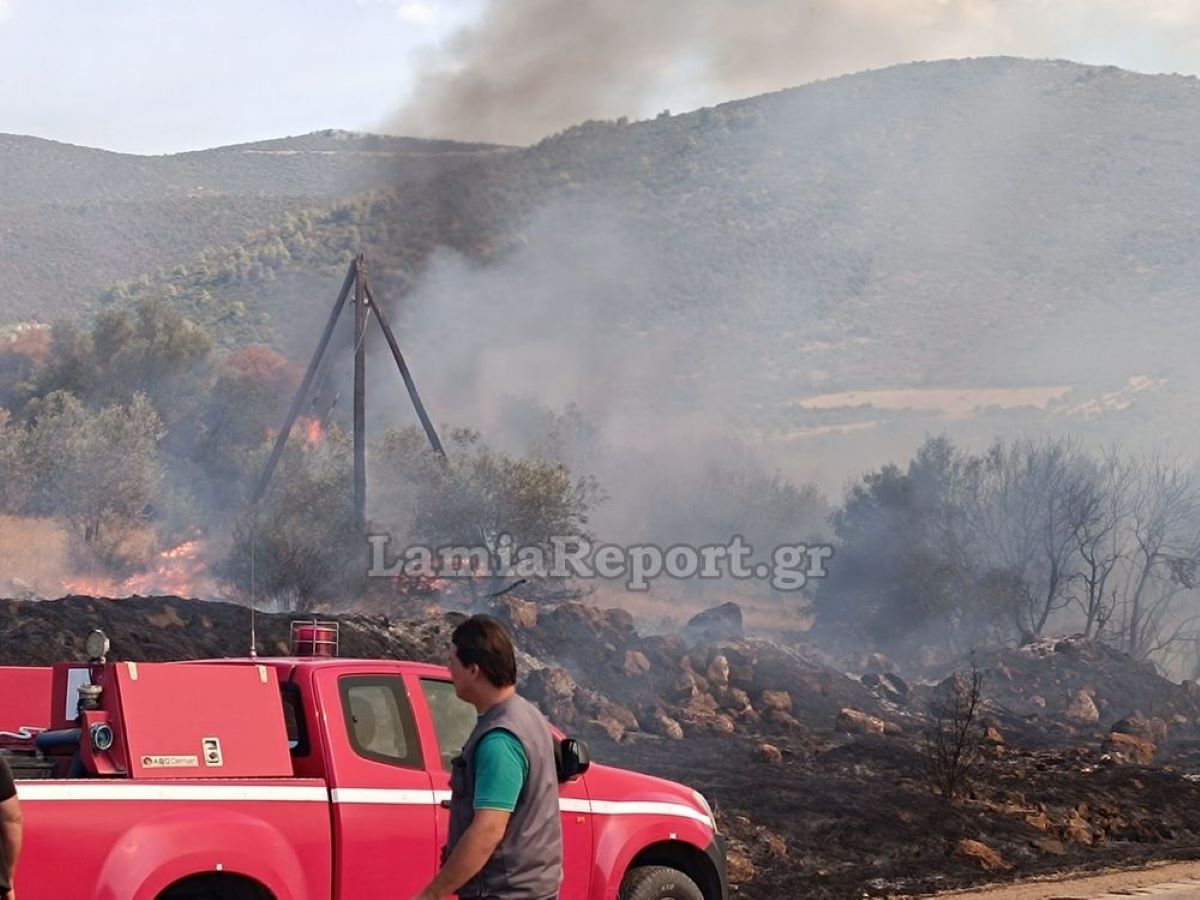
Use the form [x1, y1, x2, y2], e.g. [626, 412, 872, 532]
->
[316, 669, 438, 899]
[415, 676, 594, 899]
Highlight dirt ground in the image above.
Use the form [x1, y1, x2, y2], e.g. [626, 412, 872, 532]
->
[6, 595, 1200, 899]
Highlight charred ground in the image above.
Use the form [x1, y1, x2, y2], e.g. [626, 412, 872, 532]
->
[4, 594, 1200, 898]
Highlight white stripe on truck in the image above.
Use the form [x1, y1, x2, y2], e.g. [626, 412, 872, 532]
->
[18, 783, 328, 802]
[20, 783, 710, 825]
[329, 788, 441, 805]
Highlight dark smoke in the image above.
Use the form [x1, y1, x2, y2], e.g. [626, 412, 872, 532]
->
[389, 0, 1200, 145]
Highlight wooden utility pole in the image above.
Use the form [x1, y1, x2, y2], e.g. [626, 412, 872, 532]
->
[353, 255, 368, 531]
[252, 255, 447, 527]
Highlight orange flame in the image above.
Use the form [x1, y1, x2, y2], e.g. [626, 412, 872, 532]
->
[62, 540, 210, 599]
[296, 416, 324, 447]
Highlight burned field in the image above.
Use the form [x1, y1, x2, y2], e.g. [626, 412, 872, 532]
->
[5, 594, 1200, 898]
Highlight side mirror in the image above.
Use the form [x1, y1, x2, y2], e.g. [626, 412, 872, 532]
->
[556, 737, 591, 782]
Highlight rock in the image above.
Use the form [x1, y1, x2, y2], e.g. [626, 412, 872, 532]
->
[715, 643, 758, 689]
[711, 713, 737, 734]
[1065, 812, 1094, 845]
[1065, 688, 1100, 723]
[954, 838, 1011, 872]
[1112, 711, 1168, 745]
[528, 666, 576, 700]
[756, 827, 788, 858]
[705, 654, 731, 688]
[622, 650, 651, 677]
[1102, 731, 1156, 765]
[719, 686, 752, 712]
[836, 707, 886, 735]
[765, 709, 802, 731]
[758, 690, 793, 713]
[492, 596, 538, 629]
[1029, 695, 1047, 710]
[725, 849, 756, 883]
[672, 665, 708, 701]
[682, 602, 744, 645]
[878, 672, 909, 703]
[756, 742, 783, 764]
[603, 607, 635, 632]
[1025, 811, 1050, 831]
[984, 726, 1005, 746]
[587, 716, 627, 742]
[645, 709, 684, 740]
[1032, 837, 1066, 855]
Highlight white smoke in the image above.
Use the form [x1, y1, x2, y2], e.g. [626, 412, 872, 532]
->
[390, 0, 1200, 145]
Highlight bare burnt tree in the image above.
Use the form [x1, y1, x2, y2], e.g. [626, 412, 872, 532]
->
[1117, 454, 1200, 660]
[924, 663, 986, 800]
[1069, 448, 1131, 638]
[977, 438, 1091, 638]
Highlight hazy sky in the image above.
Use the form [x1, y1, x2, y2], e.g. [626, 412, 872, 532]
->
[4, 0, 1200, 154]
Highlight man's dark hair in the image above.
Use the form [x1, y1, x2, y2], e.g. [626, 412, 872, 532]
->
[452, 615, 517, 687]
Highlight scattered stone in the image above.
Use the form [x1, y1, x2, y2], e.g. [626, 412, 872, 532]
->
[836, 707, 886, 735]
[757, 742, 783, 764]
[1102, 731, 1156, 765]
[725, 849, 756, 883]
[1065, 812, 1094, 845]
[682, 602, 744, 645]
[1065, 688, 1100, 723]
[645, 709, 684, 741]
[1032, 836, 1066, 855]
[603, 607, 635, 632]
[492, 596, 538, 630]
[758, 689, 793, 713]
[1025, 811, 1050, 832]
[587, 715, 627, 742]
[622, 650, 651, 677]
[705, 654, 731, 688]
[954, 838, 1011, 872]
[1112, 711, 1168, 745]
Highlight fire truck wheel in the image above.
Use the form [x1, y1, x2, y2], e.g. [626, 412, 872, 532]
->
[618, 865, 705, 900]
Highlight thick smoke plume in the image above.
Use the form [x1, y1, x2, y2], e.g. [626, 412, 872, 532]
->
[391, 0, 1200, 145]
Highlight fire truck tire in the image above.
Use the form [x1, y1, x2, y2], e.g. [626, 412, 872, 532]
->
[618, 865, 705, 900]
[157, 873, 274, 900]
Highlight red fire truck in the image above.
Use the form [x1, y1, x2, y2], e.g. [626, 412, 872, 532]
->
[0, 626, 728, 900]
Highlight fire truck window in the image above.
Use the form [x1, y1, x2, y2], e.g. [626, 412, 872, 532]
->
[339, 677, 421, 769]
[420, 679, 477, 770]
[280, 683, 309, 756]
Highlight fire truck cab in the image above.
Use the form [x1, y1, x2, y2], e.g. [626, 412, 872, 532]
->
[0, 630, 728, 900]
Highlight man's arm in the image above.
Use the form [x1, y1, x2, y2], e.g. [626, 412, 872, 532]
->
[0, 794, 22, 899]
[416, 807, 510, 900]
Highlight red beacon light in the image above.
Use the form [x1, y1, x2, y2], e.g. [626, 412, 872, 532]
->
[290, 620, 339, 657]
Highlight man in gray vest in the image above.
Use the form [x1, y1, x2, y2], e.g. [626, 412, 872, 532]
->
[416, 615, 563, 900]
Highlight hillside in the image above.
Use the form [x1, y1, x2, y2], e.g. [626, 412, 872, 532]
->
[12, 57, 1200, 480]
[0, 130, 506, 322]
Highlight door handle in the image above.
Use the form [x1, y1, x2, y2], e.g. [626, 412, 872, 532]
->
[440, 799, 451, 809]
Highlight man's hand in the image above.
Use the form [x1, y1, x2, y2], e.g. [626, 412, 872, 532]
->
[415, 808, 511, 900]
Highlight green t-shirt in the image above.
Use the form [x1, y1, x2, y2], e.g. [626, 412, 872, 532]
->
[473, 729, 529, 812]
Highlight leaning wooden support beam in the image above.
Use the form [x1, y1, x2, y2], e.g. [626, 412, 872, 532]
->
[251, 258, 358, 503]
[362, 276, 447, 460]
